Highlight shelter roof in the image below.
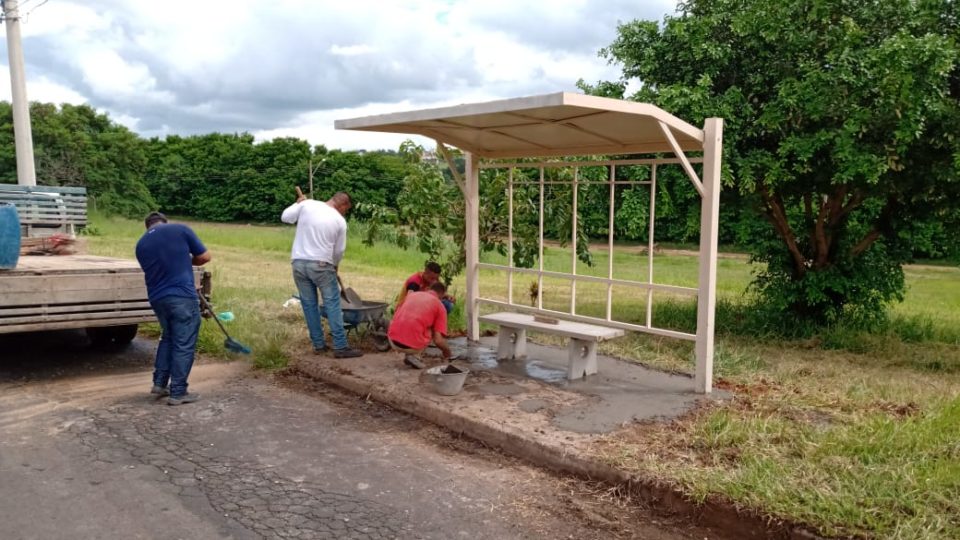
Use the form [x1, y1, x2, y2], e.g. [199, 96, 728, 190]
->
[335, 92, 704, 159]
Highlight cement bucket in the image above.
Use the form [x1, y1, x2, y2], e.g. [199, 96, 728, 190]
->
[424, 365, 469, 396]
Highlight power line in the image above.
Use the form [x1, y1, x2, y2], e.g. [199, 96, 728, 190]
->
[1, 0, 49, 23]
[22, 0, 48, 21]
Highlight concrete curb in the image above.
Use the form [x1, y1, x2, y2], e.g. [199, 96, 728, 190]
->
[293, 359, 827, 540]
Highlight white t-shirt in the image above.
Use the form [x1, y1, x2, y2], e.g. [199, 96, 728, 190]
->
[280, 200, 347, 265]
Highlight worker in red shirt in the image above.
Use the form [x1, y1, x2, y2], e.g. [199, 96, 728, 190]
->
[397, 261, 454, 314]
[387, 281, 452, 369]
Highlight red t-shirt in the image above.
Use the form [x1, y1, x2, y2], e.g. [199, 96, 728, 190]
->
[388, 291, 448, 349]
[404, 272, 427, 291]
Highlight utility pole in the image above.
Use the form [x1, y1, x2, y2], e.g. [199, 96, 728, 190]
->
[307, 157, 324, 199]
[2, 0, 37, 186]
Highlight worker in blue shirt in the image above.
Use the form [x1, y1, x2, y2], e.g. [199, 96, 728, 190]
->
[135, 212, 211, 405]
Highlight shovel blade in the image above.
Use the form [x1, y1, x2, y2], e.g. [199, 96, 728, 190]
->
[342, 287, 363, 307]
[224, 337, 252, 355]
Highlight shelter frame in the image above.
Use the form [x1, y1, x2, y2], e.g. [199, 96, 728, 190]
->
[336, 92, 723, 393]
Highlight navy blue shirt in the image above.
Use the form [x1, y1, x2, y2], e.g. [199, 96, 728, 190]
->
[135, 223, 207, 303]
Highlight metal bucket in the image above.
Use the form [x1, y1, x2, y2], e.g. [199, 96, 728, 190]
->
[0, 202, 20, 270]
[424, 365, 469, 396]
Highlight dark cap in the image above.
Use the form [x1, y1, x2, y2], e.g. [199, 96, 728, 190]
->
[144, 211, 168, 229]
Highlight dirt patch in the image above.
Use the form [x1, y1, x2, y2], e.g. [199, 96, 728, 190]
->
[869, 400, 921, 418]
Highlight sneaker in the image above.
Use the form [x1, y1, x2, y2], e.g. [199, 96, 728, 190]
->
[313, 346, 329, 355]
[333, 347, 363, 359]
[167, 393, 200, 406]
[150, 385, 170, 398]
[403, 354, 425, 369]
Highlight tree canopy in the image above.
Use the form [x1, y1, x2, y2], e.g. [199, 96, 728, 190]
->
[0, 102, 156, 217]
[0, 102, 415, 223]
[580, 0, 960, 325]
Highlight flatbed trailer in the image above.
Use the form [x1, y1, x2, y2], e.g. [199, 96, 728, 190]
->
[0, 185, 204, 346]
[0, 254, 206, 345]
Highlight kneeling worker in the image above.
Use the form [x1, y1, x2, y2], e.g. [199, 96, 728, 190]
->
[387, 281, 452, 369]
[398, 261, 455, 314]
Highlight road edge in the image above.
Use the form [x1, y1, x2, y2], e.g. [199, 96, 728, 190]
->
[291, 359, 829, 540]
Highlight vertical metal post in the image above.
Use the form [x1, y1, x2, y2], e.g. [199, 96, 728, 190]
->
[570, 167, 578, 314]
[646, 164, 657, 328]
[606, 164, 615, 321]
[537, 167, 544, 310]
[695, 118, 723, 394]
[507, 168, 514, 305]
[4, 0, 37, 186]
[465, 152, 481, 341]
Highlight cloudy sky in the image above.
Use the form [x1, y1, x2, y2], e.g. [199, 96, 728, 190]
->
[1, 0, 674, 150]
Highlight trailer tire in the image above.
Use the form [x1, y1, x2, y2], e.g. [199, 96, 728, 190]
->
[87, 324, 139, 347]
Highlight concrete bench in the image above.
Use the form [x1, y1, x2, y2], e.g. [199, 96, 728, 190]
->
[479, 312, 625, 380]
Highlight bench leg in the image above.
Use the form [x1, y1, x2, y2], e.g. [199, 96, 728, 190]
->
[567, 339, 598, 380]
[496, 326, 527, 360]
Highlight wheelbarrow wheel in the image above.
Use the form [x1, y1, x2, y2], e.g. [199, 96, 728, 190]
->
[373, 331, 391, 352]
[372, 316, 391, 352]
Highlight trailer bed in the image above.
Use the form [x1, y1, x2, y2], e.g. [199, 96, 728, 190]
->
[0, 255, 156, 334]
[3, 255, 144, 275]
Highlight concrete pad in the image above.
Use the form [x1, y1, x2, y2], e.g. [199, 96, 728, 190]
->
[295, 337, 730, 485]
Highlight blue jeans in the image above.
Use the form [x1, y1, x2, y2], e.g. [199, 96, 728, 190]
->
[292, 259, 348, 350]
[441, 298, 454, 315]
[151, 295, 201, 398]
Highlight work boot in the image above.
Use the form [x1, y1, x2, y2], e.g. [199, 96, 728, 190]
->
[167, 393, 200, 406]
[333, 347, 363, 359]
[313, 346, 329, 355]
[403, 354, 425, 369]
[150, 385, 170, 398]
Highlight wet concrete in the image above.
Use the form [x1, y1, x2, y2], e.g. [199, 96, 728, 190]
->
[471, 382, 526, 396]
[454, 337, 729, 434]
[517, 399, 550, 413]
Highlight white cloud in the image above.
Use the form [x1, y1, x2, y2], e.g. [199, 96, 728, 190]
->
[0, 67, 87, 104]
[0, 0, 673, 150]
[329, 44, 379, 57]
[76, 48, 173, 103]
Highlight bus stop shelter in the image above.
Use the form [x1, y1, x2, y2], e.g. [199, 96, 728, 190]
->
[336, 92, 723, 393]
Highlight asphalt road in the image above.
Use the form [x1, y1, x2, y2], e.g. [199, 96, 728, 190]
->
[0, 330, 712, 540]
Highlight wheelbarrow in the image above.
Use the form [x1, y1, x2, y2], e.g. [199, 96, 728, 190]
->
[319, 300, 391, 352]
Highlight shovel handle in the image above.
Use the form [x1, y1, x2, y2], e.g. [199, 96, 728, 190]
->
[199, 294, 230, 335]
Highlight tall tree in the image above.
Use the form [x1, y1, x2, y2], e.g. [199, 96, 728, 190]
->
[0, 102, 155, 217]
[582, 0, 960, 324]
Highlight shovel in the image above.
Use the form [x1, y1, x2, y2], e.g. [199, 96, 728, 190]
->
[336, 273, 363, 307]
[198, 294, 252, 355]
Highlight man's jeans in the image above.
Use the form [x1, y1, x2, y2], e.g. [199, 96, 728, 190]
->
[292, 259, 348, 350]
[151, 295, 201, 398]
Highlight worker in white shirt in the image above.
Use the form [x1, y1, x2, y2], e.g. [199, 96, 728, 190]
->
[280, 188, 363, 358]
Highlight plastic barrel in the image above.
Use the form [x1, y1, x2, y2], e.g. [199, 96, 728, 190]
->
[0, 202, 21, 270]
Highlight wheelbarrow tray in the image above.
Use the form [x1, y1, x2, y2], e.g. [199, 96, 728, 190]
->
[319, 301, 387, 326]
[318, 301, 391, 352]
[341, 301, 388, 327]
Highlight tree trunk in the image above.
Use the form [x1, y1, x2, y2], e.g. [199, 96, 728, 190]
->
[758, 181, 808, 277]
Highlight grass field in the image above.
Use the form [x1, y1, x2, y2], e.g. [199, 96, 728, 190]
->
[87, 214, 960, 539]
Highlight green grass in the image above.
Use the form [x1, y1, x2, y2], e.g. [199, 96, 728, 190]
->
[85, 215, 445, 369]
[87, 214, 960, 538]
